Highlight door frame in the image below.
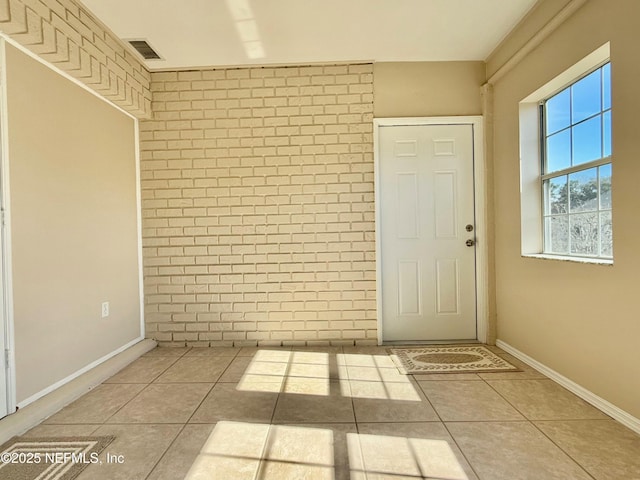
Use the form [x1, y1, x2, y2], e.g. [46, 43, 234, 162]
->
[374, 116, 488, 344]
[0, 38, 16, 416]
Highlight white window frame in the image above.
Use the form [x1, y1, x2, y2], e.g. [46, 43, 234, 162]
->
[519, 42, 613, 265]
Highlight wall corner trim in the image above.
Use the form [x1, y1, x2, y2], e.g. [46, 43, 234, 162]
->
[486, 0, 589, 85]
[496, 339, 640, 435]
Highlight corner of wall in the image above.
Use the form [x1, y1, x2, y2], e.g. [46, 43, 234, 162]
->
[0, 0, 152, 118]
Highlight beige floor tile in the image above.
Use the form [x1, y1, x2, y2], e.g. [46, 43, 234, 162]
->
[105, 356, 179, 384]
[44, 384, 146, 424]
[352, 377, 439, 423]
[147, 424, 215, 480]
[447, 421, 592, 480]
[281, 377, 332, 396]
[190, 382, 278, 424]
[294, 423, 357, 480]
[487, 379, 609, 420]
[19, 342, 632, 480]
[412, 373, 482, 381]
[75, 424, 182, 480]
[287, 362, 332, 379]
[237, 346, 292, 357]
[535, 419, 640, 479]
[340, 352, 395, 367]
[418, 380, 524, 421]
[143, 347, 191, 357]
[180, 421, 270, 480]
[354, 422, 477, 480]
[154, 356, 234, 383]
[353, 396, 439, 423]
[258, 424, 336, 479]
[290, 346, 344, 354]
[107, 384, 212, 424]
[348, 379, 420, 402]
[22, 424, 102, 437]
[342, 346, 391, 356]
[184, 347, 240, 357]
[217, 355, 252, 382]
[243, 359, 290, 376]
[272, 382, 355, 424]
[346, 364, 406, 382]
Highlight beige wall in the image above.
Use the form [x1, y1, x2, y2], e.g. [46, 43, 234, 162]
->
[490, 0, 640, 418]
[141, 64, 376, 346]
[374, 61, 485, 118]
[6, 43, 141, 403]
[0, 0, 151, 118]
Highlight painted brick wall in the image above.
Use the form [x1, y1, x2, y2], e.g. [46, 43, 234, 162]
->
[140, 64, 376, 346]
[0, 0, 151, 118]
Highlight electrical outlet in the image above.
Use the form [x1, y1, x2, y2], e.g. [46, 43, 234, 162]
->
[101, 301, 110, 318]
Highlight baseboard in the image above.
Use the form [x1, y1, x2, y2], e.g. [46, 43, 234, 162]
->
[496, 340, 640, 435]
[0, 338, 156, 444]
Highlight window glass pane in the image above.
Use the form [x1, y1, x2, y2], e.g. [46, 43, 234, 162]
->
[569, 168, 598, 213]
[570, 212, 599, 256]
[603, 63, 611, 111]
[603, 110, 612, 157]
[571, 69, 601, 123]
[546, 216, 569, 254]
[546, 88, 571, 134]
[599, 164, 612, 209]
[600, 211, 613, 257]
[546, 129, 571, 173]
[572, 115, 602, 165]
[545, 176, 568, 214]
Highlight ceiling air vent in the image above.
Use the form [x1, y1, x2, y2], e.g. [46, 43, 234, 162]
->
[128, 40, 162, 60]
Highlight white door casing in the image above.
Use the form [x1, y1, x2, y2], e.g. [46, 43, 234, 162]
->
[0, 244, 7, 418]
[374, 117, 488, 343]
[0, 37, 15, 418]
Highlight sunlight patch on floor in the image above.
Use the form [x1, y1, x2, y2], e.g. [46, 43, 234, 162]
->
[348, 432, 469, 480]
[184, 421, 335, 480]
[236, 350, 331, 396]
[236, 350, 421, 401]
[339, 353, 422, 401]
[184, 421, 468, 480]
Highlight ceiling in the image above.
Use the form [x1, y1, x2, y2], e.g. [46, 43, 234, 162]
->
[80, 0, 538, 71]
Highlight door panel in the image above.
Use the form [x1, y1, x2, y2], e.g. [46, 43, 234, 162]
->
[379, 124, 476, 341]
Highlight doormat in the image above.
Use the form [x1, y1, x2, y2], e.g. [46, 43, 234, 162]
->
[389, 345, 520, 374]
[0, 436, 114, 480]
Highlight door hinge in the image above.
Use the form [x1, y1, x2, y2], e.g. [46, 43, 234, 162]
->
[4, 349, 8, 369]
[1, 208, 5, 226]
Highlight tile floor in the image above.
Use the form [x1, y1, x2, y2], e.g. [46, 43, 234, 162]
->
[23, 345, 640, 479]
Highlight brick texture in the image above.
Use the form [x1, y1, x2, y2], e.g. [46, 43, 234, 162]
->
[140, 64, 376, 347]
[0, 0, 151, 118]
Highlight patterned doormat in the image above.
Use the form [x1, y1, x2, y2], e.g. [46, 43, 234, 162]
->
[0, 436, 114, 480]
[389, 345, 520, 374]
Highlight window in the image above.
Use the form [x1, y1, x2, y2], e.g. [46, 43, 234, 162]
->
[541, 63, 612, 258]
[519, 44, 612, 263]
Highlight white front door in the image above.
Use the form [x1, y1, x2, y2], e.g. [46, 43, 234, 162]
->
[379, 123, 477, 341]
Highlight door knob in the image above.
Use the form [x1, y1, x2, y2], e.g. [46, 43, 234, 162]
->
[465, 239, 475, 247]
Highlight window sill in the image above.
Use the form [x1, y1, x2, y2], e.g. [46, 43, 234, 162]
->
[522, 253, 613, 265]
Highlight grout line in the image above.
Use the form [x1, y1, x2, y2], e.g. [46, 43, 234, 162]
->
[143, 423, 189, 480]
[529, 421, 598, 480]
[413, 374, 482, 480]
[481, 375, 598, 480]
